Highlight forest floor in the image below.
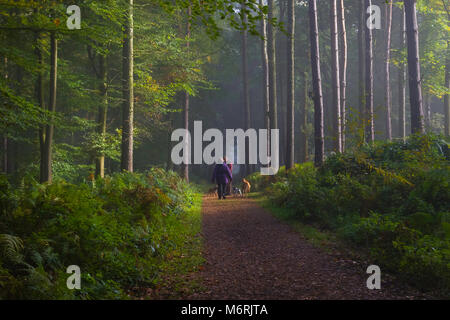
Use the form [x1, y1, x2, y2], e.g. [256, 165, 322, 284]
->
[148, 196, 435, 300]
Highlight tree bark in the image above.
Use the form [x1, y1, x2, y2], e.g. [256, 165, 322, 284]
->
[259, 0, 270, 149]
[309, 0, 324, 167]
[182, 5, 191, 182]
[35, 32, 46, 182]
[358, 0, 365, 122]
[331, 0, 342, 153]
[445, 40, 450, 136]
[96, 55, 108, 178]
[365, 0, 374, 143]
[242, 4, 251, 176]
[268, 0, 278, 133]
[385, 1, 393, 140]
[286, 0, 295, 170]
[398, 5, 407, 140]
[424, 94, 431, 130]
[442, 0, 449, 136]
[338, 0, 347, 151]
[404, 0, 425, 134]
[277, 0, 286, 166]
[41, 32, 57, 183]
[2, 57, 7, 173]
[121, 0, 134, 172]
[300, 69, 309, 163]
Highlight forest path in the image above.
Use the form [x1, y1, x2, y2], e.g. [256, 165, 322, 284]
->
[188, 196, 426, 300]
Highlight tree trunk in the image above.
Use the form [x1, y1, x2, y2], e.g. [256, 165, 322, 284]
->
[182, 5, 191, 182]
[35, 32, 46, 183]
[358, 0, 365, 121]
[300, 69, 309, 163]
[241, 5, 251, 176]
[286, 0, 295, 170]
[309, 0, 324, 167]
[268, 0, 278, 133]
[424, 94, 432, 130]
[2, 57, 7, 173]
[365, 0, 374, 143]
[404, 0, 425, 134]
[41, 32, 57, 183]
[96, 55, 108, 178]
[398, 5, 407, 140]
[338, 0, 347, 151]
[259, 0, 270, 149]
[385, 0, 393, 140]
[277, 0, 286, 166]
[331, 0, 342, 153]
[121, 0, 134, 172]
[445, 40, 450, 136]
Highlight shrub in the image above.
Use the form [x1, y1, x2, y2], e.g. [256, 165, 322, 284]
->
[0, 169, 197, 299]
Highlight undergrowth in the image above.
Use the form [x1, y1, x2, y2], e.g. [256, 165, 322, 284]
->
[0, 168, 202, 299]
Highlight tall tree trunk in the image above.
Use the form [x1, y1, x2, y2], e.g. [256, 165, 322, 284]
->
[424, 94, 431, 130]
[35, 32, 46, 182]
[338, 0, 347, 151]
[398, 5, 407, 140]
[286, 0, 295, 170]
[41, 32, 57, 183]
[259, 0, 270, 149]
[358, 0, 365, 122]
[96, 55, 108, 178]
[445, 40, 450, 136]
[331, 0, 342, 153]
[182, 6, 191, 182]
[277, 0, 286, 166]
[121, 0, 134, 172]
[309, 0, 324, 167]
[365, 0, 374, 143]
[2, 57, 7, 174]
[268, 0, 278, 133]
[385, 0, 393, 140]
[241, 5, 251, 176]
[166, 119, 173, 171]
[404, 0, 425, 134]
[443, 0, 449, 136]
[300, 69, 309, 163]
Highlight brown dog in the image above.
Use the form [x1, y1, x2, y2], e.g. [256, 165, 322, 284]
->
[242, 179, 251, 197]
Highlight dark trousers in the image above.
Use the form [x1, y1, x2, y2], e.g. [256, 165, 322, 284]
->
[217, 183, 227, 199]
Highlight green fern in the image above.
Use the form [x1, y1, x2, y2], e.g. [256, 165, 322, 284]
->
[0, 234, 24, 264]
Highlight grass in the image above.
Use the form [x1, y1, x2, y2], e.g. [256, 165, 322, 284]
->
[141, 193, 205, 299]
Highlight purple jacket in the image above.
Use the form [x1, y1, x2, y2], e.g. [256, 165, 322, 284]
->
[212, 163, 233, 185]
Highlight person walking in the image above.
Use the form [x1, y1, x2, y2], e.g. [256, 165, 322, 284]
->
[212, 158, 233, 200]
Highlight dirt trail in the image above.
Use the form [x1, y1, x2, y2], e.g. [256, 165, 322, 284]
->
[188, 197, 428, 300]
